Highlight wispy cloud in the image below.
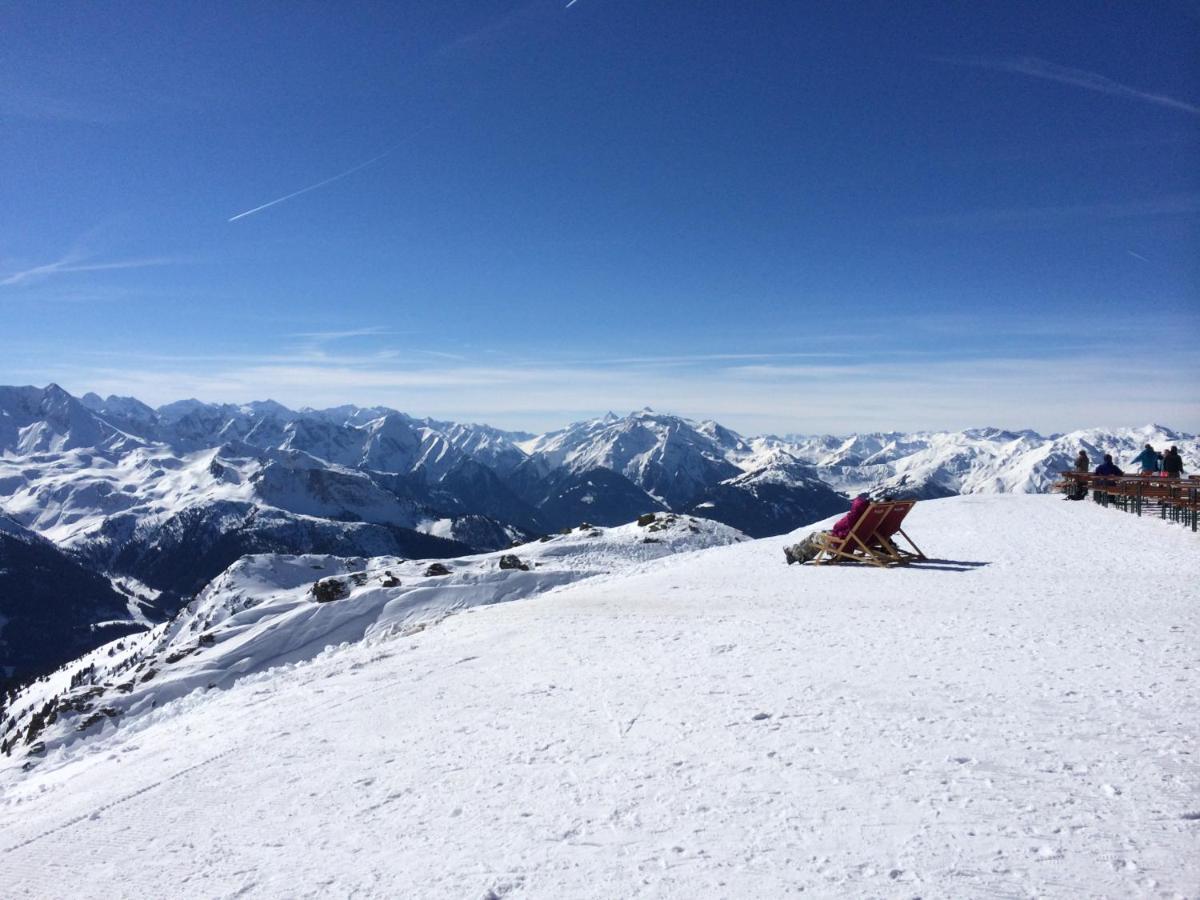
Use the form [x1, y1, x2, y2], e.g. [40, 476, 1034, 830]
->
[15, 336, 1199, 435]
[908, 193, 1200, 228]
[435, 2, 541, 57]
[0, 254, 182, 288]
[936, 56, 1200, 117]
[412, 348, 470, 361]
[0, 87, 123, 124]
[281, 326, 434, 365]
[593, 351, 850, 367]
[287, 327, 405, 342]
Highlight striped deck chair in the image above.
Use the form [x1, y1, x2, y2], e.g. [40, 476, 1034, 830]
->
[867, 500, 926, 564]
[810, 503, 893, 567]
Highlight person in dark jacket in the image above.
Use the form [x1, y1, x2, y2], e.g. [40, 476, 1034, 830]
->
[785, 494, 871, 564]
[1064, 449, 1091, 499]
[1091, 454, 1124, 501]
[1130, 444, 1161, 473]
[1162, 446, 1184, 477]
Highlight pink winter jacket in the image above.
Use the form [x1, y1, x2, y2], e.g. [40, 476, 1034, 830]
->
[831, 496, 870, 539]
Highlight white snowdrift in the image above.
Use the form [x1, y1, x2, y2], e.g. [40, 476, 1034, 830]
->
[0, 495, 1197, 899]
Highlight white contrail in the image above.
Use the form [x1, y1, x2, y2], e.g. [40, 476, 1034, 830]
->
[565, 0, 580, 7]
[934, 56, 1200, 117]
[1127, 250, 1149, 262]
[228, 126, 433, 223]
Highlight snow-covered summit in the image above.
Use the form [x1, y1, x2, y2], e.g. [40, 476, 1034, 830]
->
[0, 384, 139, 455]
[523, 409, 747, 509]
[79, 393, 158, 434]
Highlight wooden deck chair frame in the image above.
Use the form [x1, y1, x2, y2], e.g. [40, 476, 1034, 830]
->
[810, 503, 894, 567]
[867, 500, 927, 564]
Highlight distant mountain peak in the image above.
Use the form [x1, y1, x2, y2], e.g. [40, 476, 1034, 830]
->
[239, 399, 295, 418]
[1139, 424, 1178, 439]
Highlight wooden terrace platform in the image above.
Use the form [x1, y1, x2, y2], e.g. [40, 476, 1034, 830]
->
[1058, 472, 1199, 531]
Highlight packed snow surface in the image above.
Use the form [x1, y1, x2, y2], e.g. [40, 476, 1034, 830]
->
[2, 496, 1198, 898]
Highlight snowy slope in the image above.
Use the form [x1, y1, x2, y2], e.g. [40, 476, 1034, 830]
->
[1, 513, 747, 758]
[1, 495, 1196, 898]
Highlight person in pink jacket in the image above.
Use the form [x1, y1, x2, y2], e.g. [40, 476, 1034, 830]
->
[784, 494, 871, 564]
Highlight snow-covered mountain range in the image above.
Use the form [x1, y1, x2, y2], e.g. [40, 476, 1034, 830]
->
[776, 425, 1198, 498]
[0, 382, 1195, 685]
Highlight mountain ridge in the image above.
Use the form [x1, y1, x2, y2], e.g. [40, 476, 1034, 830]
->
[1, 383, 1195, 683]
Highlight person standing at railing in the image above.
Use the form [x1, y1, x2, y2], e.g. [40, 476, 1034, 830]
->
[1130, 444, 1162, 473]
[1063, 450, 1091, 500]
[1092, 454, 1124, 503]
[1162, 446, 1185, 478]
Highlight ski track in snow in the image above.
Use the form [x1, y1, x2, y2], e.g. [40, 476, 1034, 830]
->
[1, 495, 1198, 898]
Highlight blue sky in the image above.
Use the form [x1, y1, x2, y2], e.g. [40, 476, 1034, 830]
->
[2, 1, 1197, 435]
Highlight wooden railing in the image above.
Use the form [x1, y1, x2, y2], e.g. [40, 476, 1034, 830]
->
[1058, 472, 1199, 532]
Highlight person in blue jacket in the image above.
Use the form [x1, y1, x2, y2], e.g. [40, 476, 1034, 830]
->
[1129, 444, 1162, 473]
